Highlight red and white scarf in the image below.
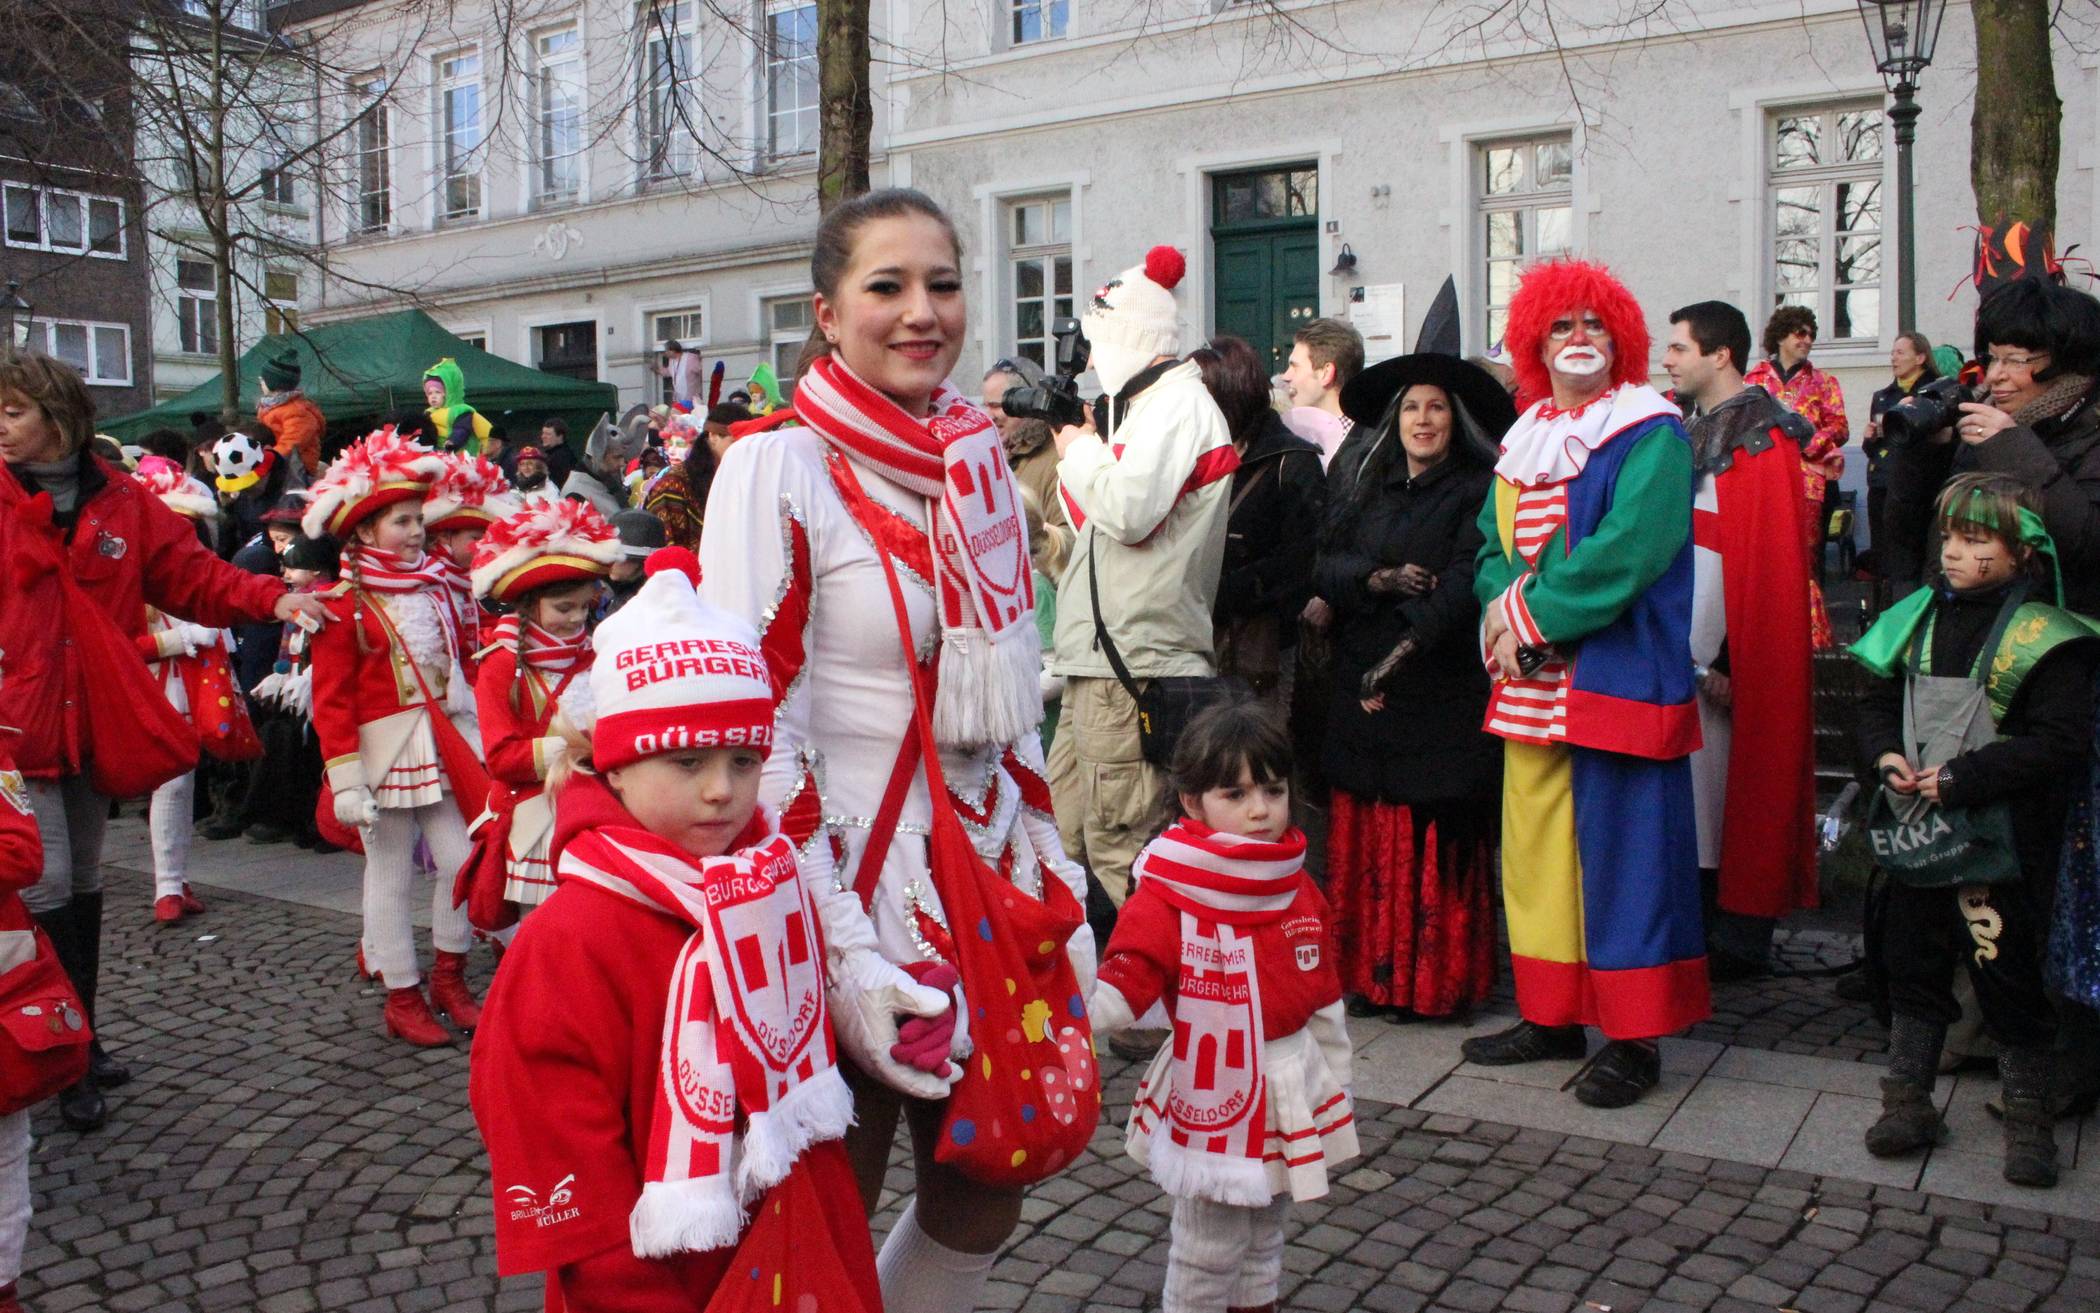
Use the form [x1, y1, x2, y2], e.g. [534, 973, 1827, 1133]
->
[485, 614, 590, 673]
[1129, 820, 1307, 1204]
[557, 789, 850, 1257]
[436, 555, 479, 641]
[345, 542, 454, 596]
[794, 354, 1040, 749]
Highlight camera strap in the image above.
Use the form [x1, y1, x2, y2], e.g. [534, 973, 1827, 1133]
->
[1086, 527, 1148, 709]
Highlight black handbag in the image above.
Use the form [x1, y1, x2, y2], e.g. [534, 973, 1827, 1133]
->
[1087, 529, 1227, 767]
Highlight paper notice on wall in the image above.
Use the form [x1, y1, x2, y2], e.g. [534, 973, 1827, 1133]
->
[1348, 283, 1405, 345]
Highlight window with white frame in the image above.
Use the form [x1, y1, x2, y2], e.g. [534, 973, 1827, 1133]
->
[1005, 196, 1072, 369]
[639, 1, 696, 181]
[764, 2, 817, 160]
[3, 185, 125, 258]
[438, 51, 483, 220]
[181, 0, 263, 30]
[765, 293, 813, 385]
[1476, 134, 1573, 347]
[1769, 103, 1883, 343]
[264, 269, 300, 335]
[353, 78, 390, 232]
[534, 27, 585, 206]
[651, 308, 705, 401]
[453, 331, 488, 351]
[259, 149, 298, 207]
[1011, 0, 1067, 44]
[37, 319, 130, 385]
[176, 258, 217, 355]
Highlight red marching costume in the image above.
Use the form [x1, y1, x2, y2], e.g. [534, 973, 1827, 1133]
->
[303, 428, 490, 1046]
[456, 500, 620, 929]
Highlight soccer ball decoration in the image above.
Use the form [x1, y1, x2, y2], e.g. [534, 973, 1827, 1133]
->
[211, 432, 272, 494]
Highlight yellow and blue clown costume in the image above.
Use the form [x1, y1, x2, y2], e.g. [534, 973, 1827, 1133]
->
[1475, 378, 1713, 1041]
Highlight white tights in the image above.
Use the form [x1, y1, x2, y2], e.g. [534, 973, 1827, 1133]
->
[148, 770, 195, 900]
[1163, 1194, 1289, 1313]
[0, 1110, 29, 1285]
[362, 801, 473, 990]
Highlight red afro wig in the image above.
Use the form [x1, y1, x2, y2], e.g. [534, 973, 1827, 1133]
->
[1502, 259, 1651, 406]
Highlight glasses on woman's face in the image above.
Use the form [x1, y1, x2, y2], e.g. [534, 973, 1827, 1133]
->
[1983, 350, 2049, 373]
[1547, 315, 1609, 342]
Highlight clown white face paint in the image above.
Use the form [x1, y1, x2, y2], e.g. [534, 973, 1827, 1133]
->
[1553, 345, 1609, 377]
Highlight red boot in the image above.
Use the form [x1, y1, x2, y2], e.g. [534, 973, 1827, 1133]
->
[181, 884, 205, 915]
[154, 895, 185, 926]
[383, 986, 452, 1047]
[428, 950, 483, 1030]
[355, 944, 371, 980]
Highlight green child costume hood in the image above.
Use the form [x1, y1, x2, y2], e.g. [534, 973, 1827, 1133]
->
[423, 357, 491, 454]
[1850, 500, 2099, 723]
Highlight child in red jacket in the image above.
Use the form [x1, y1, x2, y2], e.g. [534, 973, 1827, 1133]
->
[424, 452, 519, 696]
[1089, 700, 1358, 1313]
[459, 501, 619, 927]
[472, 564, 915, 1313]
[0, 730, 62, 1313]
[304, 428, 489, 1048]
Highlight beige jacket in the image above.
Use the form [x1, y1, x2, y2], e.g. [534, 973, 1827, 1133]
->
[1050, 360, 1233, 680]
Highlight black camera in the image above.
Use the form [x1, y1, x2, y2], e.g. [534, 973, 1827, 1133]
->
[1883, 375, 1977, 448]
[997, 318, 1091, 430]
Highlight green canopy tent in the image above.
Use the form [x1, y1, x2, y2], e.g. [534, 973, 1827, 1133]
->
[100, 309, 620, 452]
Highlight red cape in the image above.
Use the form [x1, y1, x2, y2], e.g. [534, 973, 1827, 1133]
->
[1711, 434, 1820, 918]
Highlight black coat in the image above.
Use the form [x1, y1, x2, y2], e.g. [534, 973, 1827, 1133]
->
[1314, 438, 1500, 806]
[1884, 380, 2100, 612]
[1866, 373, 1933, 489]
[1214, 412, 1326, 647]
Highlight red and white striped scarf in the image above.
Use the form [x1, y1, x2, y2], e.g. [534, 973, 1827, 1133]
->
[344, 543, 453, 595]
[436, 556, 478, 640]
[557, 791, 850, 1257]
[485, 614, 590, 673]
[794, 354, 1040, 748]
[1130, 820, 1307, 1198]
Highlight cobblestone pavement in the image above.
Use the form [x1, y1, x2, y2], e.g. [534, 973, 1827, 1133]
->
[25, 865, 2100, 1312]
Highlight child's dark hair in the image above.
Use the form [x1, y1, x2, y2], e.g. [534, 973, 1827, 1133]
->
[1936, 472, 2048, 583]
[1167, 699, 1294, 807]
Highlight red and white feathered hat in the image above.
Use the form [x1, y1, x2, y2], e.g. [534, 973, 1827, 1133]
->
[424, 452, 522, 533]
[470, 499, 621, 603]
[559, 564, 774, 771]
[134, 455, 218, 520]
[302, 426, 447, 539]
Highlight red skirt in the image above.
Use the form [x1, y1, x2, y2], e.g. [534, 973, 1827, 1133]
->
[1328, 791, 1496, 1017]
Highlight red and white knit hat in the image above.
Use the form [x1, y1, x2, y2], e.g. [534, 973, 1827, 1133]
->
[560, 564, 774, 771]
[302, 426, 446, 538]
[134, 455, 218, 520]
[1082, 244, 1187, 394]
[470, 499, 621, 604]
[424, 453, 521, 533]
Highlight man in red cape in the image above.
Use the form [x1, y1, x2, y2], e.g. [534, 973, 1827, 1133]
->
[1664, 302, 1819, 979]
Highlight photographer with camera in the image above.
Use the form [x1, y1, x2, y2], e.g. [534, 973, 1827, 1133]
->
[984, 357, 1072, 579]
[1883, 235, 2100, 614]
[1041, 245, 1236, 910]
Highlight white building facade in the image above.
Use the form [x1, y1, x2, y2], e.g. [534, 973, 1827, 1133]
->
[294, 0, 2099, 447]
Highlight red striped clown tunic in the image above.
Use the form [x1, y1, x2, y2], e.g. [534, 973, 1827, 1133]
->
[1484, 483, 1571, 742]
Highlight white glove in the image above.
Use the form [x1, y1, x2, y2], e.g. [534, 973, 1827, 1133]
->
[1308, 998, 1354, 1090]
[178, 622, 223, 653]
[159, 628, 199, 660]
[332, 785, 379, 829]
[1066, 921, 1098, 1008]
[1088, 980, 1136, 1037]
[826, 947, 959, 1101]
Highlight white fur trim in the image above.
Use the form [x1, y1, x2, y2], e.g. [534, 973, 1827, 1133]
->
[628, 1176, 744, 1258]
[1139, 1133, 1275, 1207]
[732, 1066, 854, 1203]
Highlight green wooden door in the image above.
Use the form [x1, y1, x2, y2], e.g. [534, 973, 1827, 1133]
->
[1211, 165, 1320, 375]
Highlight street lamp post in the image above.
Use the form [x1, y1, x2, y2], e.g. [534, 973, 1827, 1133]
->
[1859, 0, 1947, 336]
[0, 280, 32, 352]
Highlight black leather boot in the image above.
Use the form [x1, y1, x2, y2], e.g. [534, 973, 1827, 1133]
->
[2000, 1045, 2060, 1188]
[33, 901, 106, 1132]
[71, 893, 127, 1088]
[1866, 1013, 1944, 1158]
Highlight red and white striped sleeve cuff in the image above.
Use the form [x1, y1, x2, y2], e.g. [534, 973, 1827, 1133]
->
[1499, 577, 1546, 649]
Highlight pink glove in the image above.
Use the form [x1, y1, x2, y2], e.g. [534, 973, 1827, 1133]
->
[892, 961, 960, 1076]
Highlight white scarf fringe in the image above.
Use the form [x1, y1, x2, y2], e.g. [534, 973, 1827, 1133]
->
[934, 621, 1045, 750]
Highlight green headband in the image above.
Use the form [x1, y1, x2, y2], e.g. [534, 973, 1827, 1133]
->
[1944, 492, 2062, 603]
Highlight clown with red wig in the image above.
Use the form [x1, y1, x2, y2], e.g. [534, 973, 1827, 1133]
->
[1464, 259, 1711, 1108]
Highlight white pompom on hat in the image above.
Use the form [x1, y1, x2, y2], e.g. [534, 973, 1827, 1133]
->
[1081, 245, 1188, 394]
[560, 562, 775, 772]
